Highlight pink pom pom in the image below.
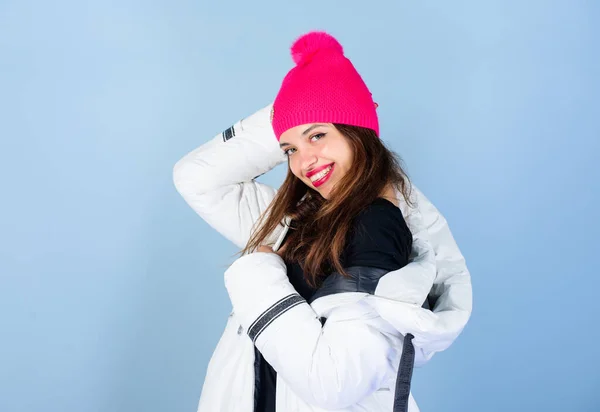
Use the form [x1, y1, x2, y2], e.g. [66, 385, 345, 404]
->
[291, 31, 344, 65]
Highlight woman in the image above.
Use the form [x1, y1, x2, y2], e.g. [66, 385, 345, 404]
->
[173, 31, 472, 412]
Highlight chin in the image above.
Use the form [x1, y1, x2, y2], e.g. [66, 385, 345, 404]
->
[304, 180, 333, 199]
[317, 188, 332, 200]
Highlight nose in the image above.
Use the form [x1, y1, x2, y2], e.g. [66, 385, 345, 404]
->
[299, 148, 318, 174]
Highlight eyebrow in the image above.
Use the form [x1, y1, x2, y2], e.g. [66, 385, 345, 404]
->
[279, 123, 328, 148]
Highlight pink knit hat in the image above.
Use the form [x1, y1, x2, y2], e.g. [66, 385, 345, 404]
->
[271, 31, 379, 141]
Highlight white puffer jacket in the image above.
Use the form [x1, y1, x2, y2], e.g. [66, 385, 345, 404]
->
[173, 104, 473, 412]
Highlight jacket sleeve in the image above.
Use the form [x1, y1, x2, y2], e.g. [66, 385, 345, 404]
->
[413, 186, 472, 335]
[172, 104, 287, 249]
[375, 186, 472, 364]
[224, 253, 401, 410]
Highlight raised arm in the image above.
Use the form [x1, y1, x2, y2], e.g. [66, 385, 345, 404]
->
[173, 104, 287, 248]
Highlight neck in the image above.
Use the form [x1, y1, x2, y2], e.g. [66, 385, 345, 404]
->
[380, 184, 399, 207]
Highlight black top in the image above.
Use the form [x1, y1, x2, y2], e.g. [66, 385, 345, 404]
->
[255, 197, 413, 412]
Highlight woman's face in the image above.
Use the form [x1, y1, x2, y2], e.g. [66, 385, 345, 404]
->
[279, 123, 353, 199]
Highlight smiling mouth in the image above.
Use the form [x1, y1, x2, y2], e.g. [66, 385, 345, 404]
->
[309, 165, 333, 182]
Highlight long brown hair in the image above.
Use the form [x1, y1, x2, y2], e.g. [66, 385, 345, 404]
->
[241, 124, 412, 287]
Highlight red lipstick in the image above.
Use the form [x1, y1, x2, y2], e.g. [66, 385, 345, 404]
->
[310, 164, 334, 188]
[306, 163, 334, 179]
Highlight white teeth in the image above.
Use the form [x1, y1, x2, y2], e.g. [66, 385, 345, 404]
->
[309, 166, 332, 182]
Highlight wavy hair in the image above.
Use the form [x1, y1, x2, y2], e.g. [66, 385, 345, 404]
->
[241, 124, 412, 287]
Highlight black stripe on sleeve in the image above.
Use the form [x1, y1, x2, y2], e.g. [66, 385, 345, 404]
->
[247, 294, 304, 342]
[222, 125, 235, 142]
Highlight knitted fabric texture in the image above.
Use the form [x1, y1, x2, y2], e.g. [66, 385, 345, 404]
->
[271, 31, 379, 140]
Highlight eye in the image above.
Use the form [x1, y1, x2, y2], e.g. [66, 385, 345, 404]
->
[284, 133, 325, 157]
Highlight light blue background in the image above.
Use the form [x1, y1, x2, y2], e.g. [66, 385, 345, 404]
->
[1, 1, 598, 411]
